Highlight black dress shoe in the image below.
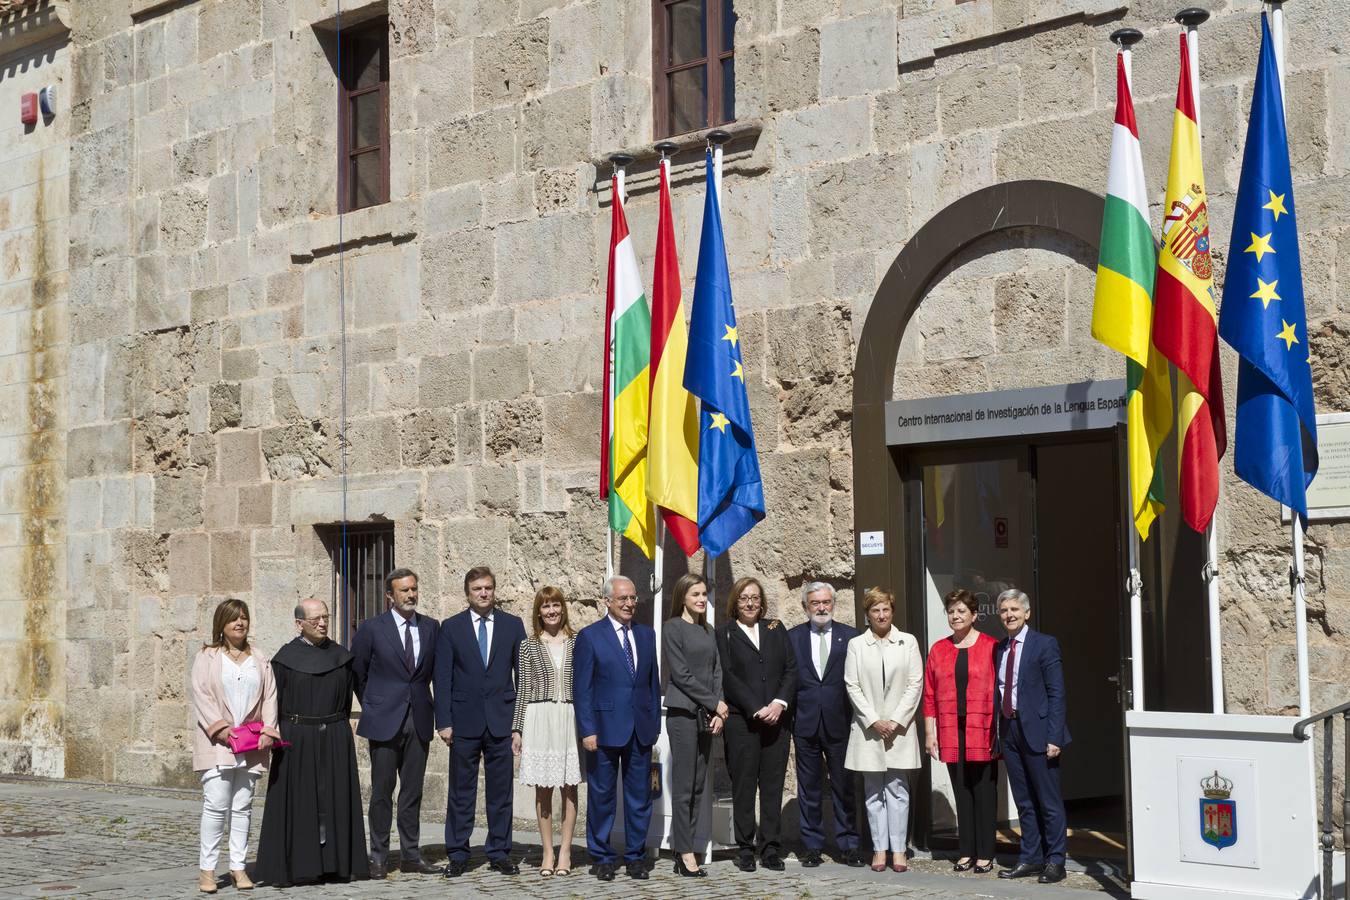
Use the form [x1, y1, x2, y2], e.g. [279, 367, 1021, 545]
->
[399, 859, 441, 874]
[998, 862, 1045, 879]
[367, 859, 387, 880]
[1038, 863, 1067, 883]
[673, 857, 707, 877]
[593, 863, 616, 881]
[761, 854, 785, 871]
[626, 861, 649, 880]
[799, 849, 822, 867]
[488, 858, 519, 876]
[844, 848, 868, 868]
[443, 859, 467, 878]
[735, 853, 756, 872]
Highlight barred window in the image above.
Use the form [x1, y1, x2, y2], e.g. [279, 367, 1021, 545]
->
[319, 523, 395, 641]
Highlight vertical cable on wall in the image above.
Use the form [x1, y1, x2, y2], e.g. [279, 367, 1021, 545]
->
[336, 0, 351, 640]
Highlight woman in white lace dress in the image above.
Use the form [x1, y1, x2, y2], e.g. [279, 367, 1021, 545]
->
[512, 585, 581, 877]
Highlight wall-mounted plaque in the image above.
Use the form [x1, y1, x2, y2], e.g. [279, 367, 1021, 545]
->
[1283, 412, 1350, 522]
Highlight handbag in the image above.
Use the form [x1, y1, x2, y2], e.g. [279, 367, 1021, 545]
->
[226, 722, 289, 754]
[695, 705, 712, 734]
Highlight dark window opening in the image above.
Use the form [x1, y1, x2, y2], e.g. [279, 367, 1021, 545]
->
[319, 522, 395, 642]
[338, 18, 390, 212]
[652, 0, 736, 138]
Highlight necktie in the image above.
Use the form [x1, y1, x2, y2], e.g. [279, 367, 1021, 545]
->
[477, 616, 489, 667]
[403, 618, 415, 671]
[1002, 639, 1018, 717]
[816, 629, 828, 679]
[621, 625, 635, 678]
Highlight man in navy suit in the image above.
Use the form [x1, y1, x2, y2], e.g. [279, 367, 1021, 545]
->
[433, 566, 526, 878]
[994, 589, 1071, 884]
[788, 582, 865, 868]
[573, 575, 661, 882]
[351, 567, 441, 878]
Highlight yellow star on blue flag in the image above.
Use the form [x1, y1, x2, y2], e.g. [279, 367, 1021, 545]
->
[1218, 12, 1318, 523]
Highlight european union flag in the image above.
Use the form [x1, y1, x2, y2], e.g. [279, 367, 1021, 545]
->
[683, 152, 764, 556]
[1218, 13, 1318, 522]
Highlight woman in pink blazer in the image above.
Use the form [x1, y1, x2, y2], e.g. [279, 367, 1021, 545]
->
[190, 599, 281, 894]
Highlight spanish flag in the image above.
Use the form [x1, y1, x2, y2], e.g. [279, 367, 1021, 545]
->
[600, 179, 655, 557]
[1091, 52, 1172, 539]
[647, 163, 701, 555]
[1153, 33, 1227, 532]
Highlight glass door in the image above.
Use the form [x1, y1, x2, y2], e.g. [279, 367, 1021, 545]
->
[912, 444, 1035, 841]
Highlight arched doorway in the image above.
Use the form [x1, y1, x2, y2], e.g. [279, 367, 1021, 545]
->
[850, 180, 1213, 865]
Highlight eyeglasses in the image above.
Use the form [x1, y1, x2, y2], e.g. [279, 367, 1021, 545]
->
[738, 595, 762, 603]
[300, 615, 331, 623]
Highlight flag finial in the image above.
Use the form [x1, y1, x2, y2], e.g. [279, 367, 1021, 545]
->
[1111, 27, 1143, 49]
[1175, 7, 1210, 27]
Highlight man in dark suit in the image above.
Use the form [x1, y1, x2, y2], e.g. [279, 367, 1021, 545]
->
[787, 582, 865, 868]
[994, 589, 1071, 884]
[351, 567, 441, 878]
[573, 575, 661, 882]
[433, 566, 526, 878]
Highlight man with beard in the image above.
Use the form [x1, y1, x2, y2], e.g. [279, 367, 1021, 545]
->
[254, 598, 369, 886]
[787, 582, 865, 868]
[351, 568, 440, 878]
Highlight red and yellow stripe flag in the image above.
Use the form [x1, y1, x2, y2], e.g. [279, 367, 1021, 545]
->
[647, 163, 701, 555]
[1153, 33, 1227, 532]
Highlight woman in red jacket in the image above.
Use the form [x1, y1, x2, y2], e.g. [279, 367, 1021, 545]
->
[923, 588, 998, 874]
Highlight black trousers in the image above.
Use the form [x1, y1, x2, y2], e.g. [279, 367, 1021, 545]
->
[367, 708, 430, 864]
[722, 712, 790, 857]
[947, 759, 997, 861]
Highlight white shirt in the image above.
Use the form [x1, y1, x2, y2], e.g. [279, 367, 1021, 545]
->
[998, 627, 1029, 712]
[608, 614, 638, 670]
[391, 609, 421, 664]
[810, 622, 833, 677]
[220, 654, 260, 726]
[472, 611, 495, 666]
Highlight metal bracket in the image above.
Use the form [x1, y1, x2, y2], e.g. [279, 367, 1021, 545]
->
[1201, 560, 1219, 583]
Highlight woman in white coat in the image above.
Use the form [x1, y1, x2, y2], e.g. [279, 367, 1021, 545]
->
[843, 587, 924, 874]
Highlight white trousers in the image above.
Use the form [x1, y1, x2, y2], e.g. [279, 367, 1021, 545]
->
[199, 767, 258, 870]
[862, 769, 910, 853]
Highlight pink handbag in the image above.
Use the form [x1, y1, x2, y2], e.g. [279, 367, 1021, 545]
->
[227, 722, 289, 753]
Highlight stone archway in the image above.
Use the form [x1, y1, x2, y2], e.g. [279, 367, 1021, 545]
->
[850, 180, 1104, 612]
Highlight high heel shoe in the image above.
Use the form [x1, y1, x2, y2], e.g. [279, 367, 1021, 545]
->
[229, 870, 254, 890]
[973, 860, 995, 874]
[198, 871, 218, 894]
[673, 856, 707, 877]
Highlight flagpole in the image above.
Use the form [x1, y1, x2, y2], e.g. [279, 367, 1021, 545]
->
[1266, 0, 1311, 719]
[1112, 26, 1148, 713]
[606, 152, 634, 584]
[653, 142, 681, 605]
[1176, 6, 1224, 715]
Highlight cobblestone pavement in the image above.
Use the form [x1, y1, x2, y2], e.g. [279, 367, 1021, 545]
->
[0, 778, 1124, 899]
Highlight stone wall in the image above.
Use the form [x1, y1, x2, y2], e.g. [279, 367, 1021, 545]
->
[0, 0, 1346, 791]
[0, 0, 70, 778]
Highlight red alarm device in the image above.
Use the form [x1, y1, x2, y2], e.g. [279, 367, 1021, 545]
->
[20, 92, 38, 125]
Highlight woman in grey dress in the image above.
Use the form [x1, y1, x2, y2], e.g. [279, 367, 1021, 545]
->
[662, 573, 728, 878]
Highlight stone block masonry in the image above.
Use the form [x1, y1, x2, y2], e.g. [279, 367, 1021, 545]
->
[0, 0, 1345, 797]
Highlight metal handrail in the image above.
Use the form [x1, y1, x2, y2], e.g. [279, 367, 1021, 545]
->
[1293, 702, 1350, 898]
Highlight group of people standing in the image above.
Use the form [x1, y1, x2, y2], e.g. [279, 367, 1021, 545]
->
[187, 567, 1072, 891]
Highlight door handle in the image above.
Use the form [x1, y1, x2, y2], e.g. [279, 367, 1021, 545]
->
[1106, 674, 1120, 684]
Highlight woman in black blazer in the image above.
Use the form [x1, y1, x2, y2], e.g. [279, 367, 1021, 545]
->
[715, 576, 798, 872]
